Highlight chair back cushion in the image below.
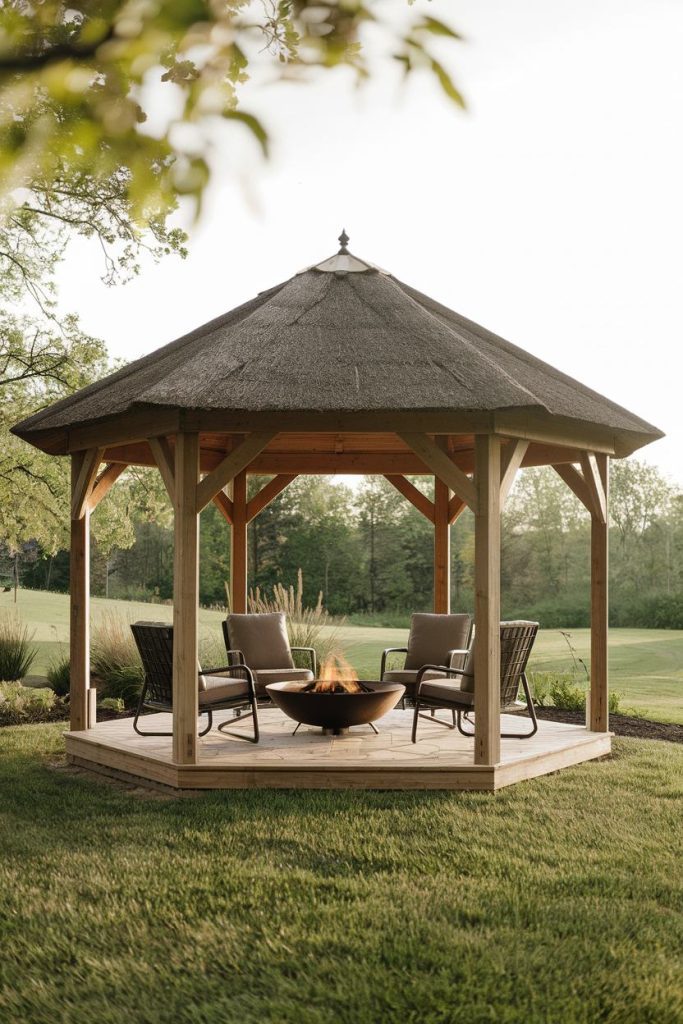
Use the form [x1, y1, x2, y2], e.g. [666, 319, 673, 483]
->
[226, 612, 294, 671]
[404, 613, 472, 670]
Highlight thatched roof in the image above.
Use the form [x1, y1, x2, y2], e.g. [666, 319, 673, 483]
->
[12, 236, 662, 456]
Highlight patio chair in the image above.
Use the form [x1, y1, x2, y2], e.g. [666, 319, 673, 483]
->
[410, 620, 539, 743]
[130, 621, 259, 743]
[380, 613, 473, 702]
[222, 612, 316, 699]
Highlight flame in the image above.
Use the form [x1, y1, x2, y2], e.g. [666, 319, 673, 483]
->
[314, 654, 362, 693]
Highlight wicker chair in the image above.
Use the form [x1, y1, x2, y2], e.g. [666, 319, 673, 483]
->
[222, 613, 316, 700]
[411, 621, 539, 743]
[380, 613, 473, 703]
[131, 621, 259, 743]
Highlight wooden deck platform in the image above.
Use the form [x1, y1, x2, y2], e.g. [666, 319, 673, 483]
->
[65, 708, 612, 791]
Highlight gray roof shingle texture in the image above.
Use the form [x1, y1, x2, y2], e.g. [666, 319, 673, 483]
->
[12, 257, 662, 445]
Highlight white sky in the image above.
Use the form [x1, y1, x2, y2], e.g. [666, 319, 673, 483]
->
[56, 0, 683, 484]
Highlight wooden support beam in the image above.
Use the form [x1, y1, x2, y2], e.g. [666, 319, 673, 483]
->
[247, 474, 297, 523]
[590, 454, 610, 732]
[473, 435, 501, 766]
[448, 495, 467, 525]
[71, 447, 104, 519]
[87, 463, 126, 511]
[434, 474, 450, 613]
[499, 439, 529, 505]
[172, 433, 200, 765]
[195, 431, 276, 512]
[399, 433, 477, 511]
[384, 475, 435, 523]
[580, 452, 607, 524]
[70, 453, 91, 732]
[149, 436, 176, 503]
[212, 490, 234, 525]
[230, 470, 248, 614]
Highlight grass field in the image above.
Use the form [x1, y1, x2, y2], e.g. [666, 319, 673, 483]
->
[4, 588, 682, 723]
[0, 723, 681, 1024]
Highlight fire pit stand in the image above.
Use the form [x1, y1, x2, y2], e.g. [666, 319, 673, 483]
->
[266, 681, 405, 736]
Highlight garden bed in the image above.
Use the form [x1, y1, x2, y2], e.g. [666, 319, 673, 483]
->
[535, 707, 683, 743]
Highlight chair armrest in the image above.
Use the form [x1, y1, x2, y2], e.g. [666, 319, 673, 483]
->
[291, 647, 317, 677]
[201, 662, 256, 696]
[415, 663, 473, 694]
[224, 648, 245, 666]
[380, 647, 408, 679]
[446, 648, 470, 668]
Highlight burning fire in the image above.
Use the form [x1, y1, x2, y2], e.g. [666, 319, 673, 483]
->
[313, 654, 362, 693]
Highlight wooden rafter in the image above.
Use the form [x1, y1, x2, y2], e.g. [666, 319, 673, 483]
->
[149, 436, 176, 503]
[384, 475, 435, 522]
[195, 431, 277, 513]
[499, 439, 529, 505]
[88, 463, 126, 511]
[247, 474, 296, 523]
[71, 447, 104, 520]
[398, 432, 477, 511]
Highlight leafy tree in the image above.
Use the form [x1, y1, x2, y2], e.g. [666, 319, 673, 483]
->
[0, 1, 464, 216]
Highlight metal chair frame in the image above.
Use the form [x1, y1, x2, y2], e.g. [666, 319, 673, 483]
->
[411, 622, 539, 743]
[130, 622, 259, 743]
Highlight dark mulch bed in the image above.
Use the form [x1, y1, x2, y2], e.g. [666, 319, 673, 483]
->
[535, 707, 683, 744]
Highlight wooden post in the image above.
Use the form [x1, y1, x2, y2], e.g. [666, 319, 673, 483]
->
[473, 434, 501, 766]
[589, 454, 609, 732]
[69, 453, 90, 732]
[230, 469, 248, 613]
[434, 474, 450, 613]
[172, 433, 200, 765]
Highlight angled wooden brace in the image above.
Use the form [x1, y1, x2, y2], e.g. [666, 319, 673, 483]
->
[87, 463, 126, 512]
[499, 440, 529, 505]
[71, 447, 105, 519]
[247, 474, 297, 523]
[195, 432, 277, 513]
[398, 433, 477, 512]
[149, 436, 176, 503]
[384, 475, 435, 522]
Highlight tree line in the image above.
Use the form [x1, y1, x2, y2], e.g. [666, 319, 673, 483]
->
[14, 461, 683, 629]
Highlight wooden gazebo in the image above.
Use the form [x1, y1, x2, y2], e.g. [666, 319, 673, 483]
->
[12, 233, 663, 789]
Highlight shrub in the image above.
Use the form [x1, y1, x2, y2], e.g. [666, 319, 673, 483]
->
[91, 613, 144, 708]
[0, 613, 38, 682]
[47, 652, 70, 696]
[99, 697, 125, 713]
[246, 570, 343, 676]
[528, 672, 624, 715]
[0, 682, 65, 725]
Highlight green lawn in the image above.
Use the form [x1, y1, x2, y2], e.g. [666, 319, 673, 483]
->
[5, 588, 683, 723]
[0, 724, 681, 1023]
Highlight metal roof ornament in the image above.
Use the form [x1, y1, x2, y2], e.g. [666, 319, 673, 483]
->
[338, 229, 350, 254]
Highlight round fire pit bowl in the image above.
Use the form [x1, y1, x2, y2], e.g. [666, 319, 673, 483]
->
[266, 681, 405, 735]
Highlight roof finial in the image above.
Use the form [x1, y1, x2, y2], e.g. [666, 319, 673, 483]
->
[338, 228, 349, 254]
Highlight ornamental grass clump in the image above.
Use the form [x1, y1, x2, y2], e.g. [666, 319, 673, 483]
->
[0, 612, 37, 682]
[246, 570, 343, 676]
[91, 613, 144, 708]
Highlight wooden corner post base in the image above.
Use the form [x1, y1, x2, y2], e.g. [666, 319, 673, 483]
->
[474, 434, 501, 766]
[172, 433, 200, 765]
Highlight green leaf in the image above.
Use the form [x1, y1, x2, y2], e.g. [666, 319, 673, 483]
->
[417, 17, 463, 41]
[430, 57, 465, 108]
[223, 110, 269, 156]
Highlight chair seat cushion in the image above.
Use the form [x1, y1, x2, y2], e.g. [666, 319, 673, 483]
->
[199, 675, 250, 706]
[254, 667, 314, 696]
[418, 681, 475, 706]
[382, 669, 446, 696]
